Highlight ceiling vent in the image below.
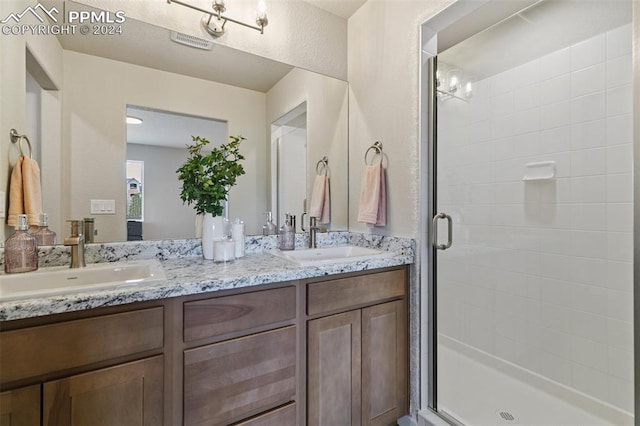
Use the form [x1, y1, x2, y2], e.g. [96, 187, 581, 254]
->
[170, 31, 213, 51]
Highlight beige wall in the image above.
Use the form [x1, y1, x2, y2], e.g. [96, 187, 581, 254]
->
[63, 51, 267, 241]
[1, 0, 63, 241]
[0, 2, 25, 243]
[347, 0, 454, 238]
[266, 67, 349, 230]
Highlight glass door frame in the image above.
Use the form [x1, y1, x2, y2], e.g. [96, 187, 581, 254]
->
[419, 0, 640, 422]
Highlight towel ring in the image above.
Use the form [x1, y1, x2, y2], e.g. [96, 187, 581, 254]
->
[316, 156, 329, 175]
[364, 141, 383, 165]
[10, 129, 33, 159]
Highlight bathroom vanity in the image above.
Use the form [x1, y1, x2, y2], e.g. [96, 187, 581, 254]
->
[0, 248, 410, 426]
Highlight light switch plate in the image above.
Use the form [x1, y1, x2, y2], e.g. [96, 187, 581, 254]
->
[90, 199, 115, 215]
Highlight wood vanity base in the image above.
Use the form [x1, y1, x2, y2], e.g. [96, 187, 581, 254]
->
[0, 266, 408, 426]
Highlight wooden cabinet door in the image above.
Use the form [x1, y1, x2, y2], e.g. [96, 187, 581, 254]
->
[42, 356, 163, 426]
[0, 385, 40, 426]
[307, 310, 361, 426]
[362, 301, 407, 426]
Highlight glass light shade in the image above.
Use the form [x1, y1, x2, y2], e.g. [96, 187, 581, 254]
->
[448, 74, 460, 92]
[464, 82, 473, 98]
[256, 0, 268, 26]
[126, 116, 143, 125]
[257, 0, 267, 19]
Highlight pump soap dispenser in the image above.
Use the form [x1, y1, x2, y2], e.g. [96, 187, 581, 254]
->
[262, 212, 277, 236]
[4, 214, 38, 273]
[33, 213, 57, 246]
[278, 213, 295, 251]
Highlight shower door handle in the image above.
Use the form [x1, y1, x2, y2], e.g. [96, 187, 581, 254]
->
[432, 212, 453, 250]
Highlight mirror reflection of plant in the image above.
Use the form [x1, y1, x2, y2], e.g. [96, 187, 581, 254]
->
[177, 135, 246, 217]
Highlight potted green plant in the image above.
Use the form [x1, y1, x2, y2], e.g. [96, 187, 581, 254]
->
[177, 135, 246, 259]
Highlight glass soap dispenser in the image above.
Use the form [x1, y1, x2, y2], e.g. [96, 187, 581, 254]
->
[33, 213, 57, 246]
[278, 213, 295, 251]
[4, 214, 38, 273]
[262, 211, 277, 236]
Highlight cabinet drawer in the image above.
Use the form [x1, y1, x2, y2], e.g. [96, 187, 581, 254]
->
[235, 403, 296, 426]
[184, 286, 295, 342]
[0, 307, 163, 385]
[307, 269, 405, 316]
[184, 326, 296, 425]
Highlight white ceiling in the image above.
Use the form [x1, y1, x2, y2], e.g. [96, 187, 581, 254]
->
[126, 106, 228, 150]
[302, 0, 367, 19]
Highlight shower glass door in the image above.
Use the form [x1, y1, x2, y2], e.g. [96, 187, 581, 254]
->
[432, 1, 634, 424]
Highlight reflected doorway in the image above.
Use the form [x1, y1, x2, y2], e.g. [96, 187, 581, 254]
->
[270, 102, 307, 226]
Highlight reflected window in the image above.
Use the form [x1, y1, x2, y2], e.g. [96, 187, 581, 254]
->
[126, 160, 144, 221]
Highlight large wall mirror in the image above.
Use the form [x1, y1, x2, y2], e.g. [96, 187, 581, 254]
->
[1, 0, 348, 243]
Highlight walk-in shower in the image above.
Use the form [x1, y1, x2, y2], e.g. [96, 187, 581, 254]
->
[420, 1, 635, 424]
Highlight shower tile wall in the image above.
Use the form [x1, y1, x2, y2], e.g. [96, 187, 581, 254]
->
[437, 24, 633, 411]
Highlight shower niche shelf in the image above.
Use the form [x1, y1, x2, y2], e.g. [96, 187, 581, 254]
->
[522, 161, 556, 181]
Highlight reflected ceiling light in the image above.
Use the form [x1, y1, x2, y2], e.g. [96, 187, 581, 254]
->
[464, 82, 473, 98]
[436, 62, 473, 102]
[126, 116, 143, 125]
[167, 0, 268, 38]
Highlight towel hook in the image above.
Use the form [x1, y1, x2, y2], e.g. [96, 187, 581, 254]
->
[364, 141, 383, 165]
[315, 156, 329, 175]
[10, 129, 33, 159]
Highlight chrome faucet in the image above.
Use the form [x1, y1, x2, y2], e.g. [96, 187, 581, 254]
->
[309, 217, 323, 249]
[64, 220, 86, 268]
[301, 214, 326, 249]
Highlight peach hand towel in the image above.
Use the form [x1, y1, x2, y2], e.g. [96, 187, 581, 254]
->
[357, 164, 386, 226]
[22, 157, 43, 226]
[7, 156, 24, 227]
[7, 156, 43, 227]
[309, 174, 331, 224]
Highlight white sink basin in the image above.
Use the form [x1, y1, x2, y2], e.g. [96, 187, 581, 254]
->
[0, 259, 166, 301]
[267, 245, 394, 266]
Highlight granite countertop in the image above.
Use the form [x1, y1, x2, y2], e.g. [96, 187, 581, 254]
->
[0, 233, 414, 322]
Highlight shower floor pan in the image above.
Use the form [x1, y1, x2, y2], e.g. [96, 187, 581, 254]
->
[434, 335, 633, 426]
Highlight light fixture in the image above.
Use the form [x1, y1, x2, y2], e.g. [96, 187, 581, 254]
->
[167, 0, 268, 38]
[464, 82, 473, 98]
[436, 62, 473, 102]
[126, 116, 143, 125]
